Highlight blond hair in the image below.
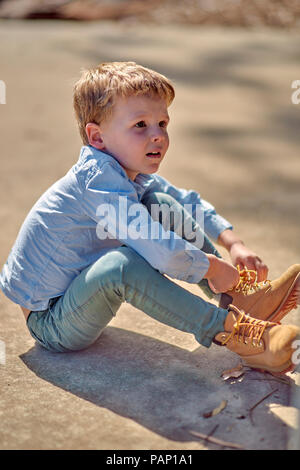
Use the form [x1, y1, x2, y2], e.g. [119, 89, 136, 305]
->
[73, 61, 175, 145]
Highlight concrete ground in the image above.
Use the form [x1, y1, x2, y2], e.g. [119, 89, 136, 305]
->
[0, 20, 300, 450]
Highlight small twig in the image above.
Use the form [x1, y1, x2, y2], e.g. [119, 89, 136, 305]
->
[243, 367, 292, 385]
[189, 429, 244, 449]
[247, 377, 291, 386]
[204, 424, 219, 446]
[263, 370, 293, 385]
[248, 388, 278, 425]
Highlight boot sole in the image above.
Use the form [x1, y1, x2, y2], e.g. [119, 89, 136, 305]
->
[267, 273, 300, 323]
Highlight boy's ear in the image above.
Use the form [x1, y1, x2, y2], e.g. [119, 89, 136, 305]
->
[85, 123, 106, 150]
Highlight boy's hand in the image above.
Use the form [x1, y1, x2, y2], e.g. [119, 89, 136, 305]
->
[217, 229, 269, 282]
[229, 242, 268, 282]
[204, 255, 240, 294]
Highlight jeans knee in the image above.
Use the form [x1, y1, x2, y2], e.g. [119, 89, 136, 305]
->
[93, 246, 144, 291]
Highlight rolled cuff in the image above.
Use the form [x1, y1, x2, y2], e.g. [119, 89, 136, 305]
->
[204, 215, 233, 241]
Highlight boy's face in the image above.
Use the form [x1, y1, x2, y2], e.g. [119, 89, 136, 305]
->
[87, 94, 170, 181]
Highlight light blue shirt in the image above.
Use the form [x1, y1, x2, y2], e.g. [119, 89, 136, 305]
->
[0, 146, 232, 311]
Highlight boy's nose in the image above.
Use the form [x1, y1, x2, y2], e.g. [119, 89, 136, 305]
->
[151, 128, 166, 142]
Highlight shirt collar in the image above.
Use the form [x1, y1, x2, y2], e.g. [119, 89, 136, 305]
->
[85, 145, 155, 197]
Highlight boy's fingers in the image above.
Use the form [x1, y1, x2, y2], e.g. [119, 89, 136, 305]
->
[256, 264, 269, 282]
[237, 259, 256, 272]
[236, 257, 269, 282]
[253, 258, 269, 282]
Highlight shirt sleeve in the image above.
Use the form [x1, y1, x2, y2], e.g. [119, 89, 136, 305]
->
[145, 174, 233, 241]
[80, 162, 210, 284]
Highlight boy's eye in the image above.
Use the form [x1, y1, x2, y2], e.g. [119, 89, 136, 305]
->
[135, 121, 146, 128]
[159, 120, 168, 128]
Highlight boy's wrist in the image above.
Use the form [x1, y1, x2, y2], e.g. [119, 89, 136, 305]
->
[217, 229, 244, 252]
[228, 240, 245, 253]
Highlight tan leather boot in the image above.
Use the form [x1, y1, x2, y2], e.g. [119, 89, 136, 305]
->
[219, 264, 300, 322]
[214, 305, 300, 374]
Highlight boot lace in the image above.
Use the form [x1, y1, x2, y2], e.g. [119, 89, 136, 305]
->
[222, 305, 270, 347]
[230, 265, 271, 295]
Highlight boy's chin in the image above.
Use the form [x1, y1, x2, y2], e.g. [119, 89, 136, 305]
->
[143, 168, 160, 176]
[146, 161, 162, 173]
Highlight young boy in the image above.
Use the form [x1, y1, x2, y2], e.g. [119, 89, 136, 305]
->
[1, 61, 299, 374]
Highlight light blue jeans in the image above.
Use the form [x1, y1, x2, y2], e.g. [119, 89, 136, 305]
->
[27, 193, 229, 352]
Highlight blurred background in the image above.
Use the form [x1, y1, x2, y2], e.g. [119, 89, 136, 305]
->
[0, 0, 300, 26]
[0, 0, 300, 450]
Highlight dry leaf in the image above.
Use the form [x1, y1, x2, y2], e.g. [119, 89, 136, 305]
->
[203, 399, 227, 418]
[221, 363, 244, 381]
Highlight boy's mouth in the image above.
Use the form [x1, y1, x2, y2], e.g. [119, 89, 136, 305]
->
[146, 151, 161, 158]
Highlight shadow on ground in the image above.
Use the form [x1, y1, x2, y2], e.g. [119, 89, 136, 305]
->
[20, 326, 296, 449]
